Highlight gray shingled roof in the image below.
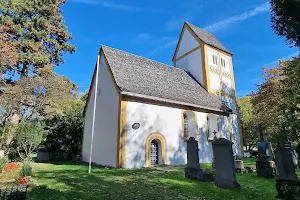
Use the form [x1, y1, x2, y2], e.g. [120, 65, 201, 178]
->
[186, 22, 232, 54]
[102, 45, 231, 113]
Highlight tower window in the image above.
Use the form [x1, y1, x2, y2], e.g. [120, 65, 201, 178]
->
[212, 54, 218, 65]
[221, 58, 226, 68]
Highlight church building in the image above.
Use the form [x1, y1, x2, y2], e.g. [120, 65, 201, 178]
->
[82, 22, 242, 168]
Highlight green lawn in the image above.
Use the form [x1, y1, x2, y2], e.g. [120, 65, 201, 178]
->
[27, 159, 300, 200]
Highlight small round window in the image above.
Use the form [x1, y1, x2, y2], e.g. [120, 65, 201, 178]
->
[132, 123, 140, 130]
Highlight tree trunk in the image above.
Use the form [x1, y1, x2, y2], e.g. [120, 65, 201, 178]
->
[20, 63, 28, 78]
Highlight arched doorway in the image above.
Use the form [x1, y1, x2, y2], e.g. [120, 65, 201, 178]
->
[182, 110, 199, 141]
[150, 139, 161, 166]
[146, 132, 167, 167]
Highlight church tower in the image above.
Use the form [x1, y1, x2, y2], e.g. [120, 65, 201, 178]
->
[173, 22, 242, 156]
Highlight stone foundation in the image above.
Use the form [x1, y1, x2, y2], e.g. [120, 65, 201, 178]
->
[256, 161, 276, 178]
[276, 180, 300, 200]
[185, 168, 214, 182]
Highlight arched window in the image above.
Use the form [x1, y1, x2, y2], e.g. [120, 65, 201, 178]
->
[182, 110, 198, 141]
[207, 113, 219, 141]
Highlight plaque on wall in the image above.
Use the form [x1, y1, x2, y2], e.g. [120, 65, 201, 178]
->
[132, 123, 140, 130]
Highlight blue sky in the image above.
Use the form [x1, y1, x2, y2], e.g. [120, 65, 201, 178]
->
[56, 0, 298, 97]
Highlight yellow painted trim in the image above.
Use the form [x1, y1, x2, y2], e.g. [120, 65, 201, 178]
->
[172, 24, 189, 61]
[203, 45, 211, 92]
[181, 110, 199, 142]
[218, 51, 223, 95]
[145, 132, 167, 167]
[205, 44, 233, 57]
[199, 42, 208, 90]
[229, 56, 236, 96]
[227, 115, 233, 141]
[117, 100, 127, 168]
[175, 46, 201, 61]
[185, 24, 203, 44]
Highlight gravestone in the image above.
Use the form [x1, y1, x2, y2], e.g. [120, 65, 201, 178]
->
[255, 125, 276, 178]
[235, 160, 245, 173]
[185, 137, 214, 182]
[275, 140, 300, 200]
[212, 138, 240, 188]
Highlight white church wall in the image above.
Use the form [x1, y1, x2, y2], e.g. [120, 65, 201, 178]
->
[125, 102, 220, 168]
[218, 96, 242, 158]
[196, 112, 213, 163]
[176, 29, 199, 59]
[210, 73, 221, 92]
[82, 55, 119, 167]
[82, 76, 96, 162]
[125, 101, 183, 168]
[176, 49, 204, 85]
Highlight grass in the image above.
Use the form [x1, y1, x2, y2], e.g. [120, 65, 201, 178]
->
[24, 158, 300, 200]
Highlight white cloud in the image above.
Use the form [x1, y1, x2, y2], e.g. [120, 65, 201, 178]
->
[204, 2, 270, 32]
[144, 40, 177, 57]
[148, 2, 270, 56]
[69, 0, 164, 12]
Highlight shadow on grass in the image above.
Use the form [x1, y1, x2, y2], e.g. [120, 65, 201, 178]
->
[28, 162, 278, 200]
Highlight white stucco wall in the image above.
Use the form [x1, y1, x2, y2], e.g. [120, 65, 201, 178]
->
[176, 49, 204, 85]
[82, 56, 119, 167]
[218, 96, 242, 158]
[176, 29, 199, 59]
[210, 73, 221, 91]
[124, 102, 228, 168]
[82, 77, 95, 162]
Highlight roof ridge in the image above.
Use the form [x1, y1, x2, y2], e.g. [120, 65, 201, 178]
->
[101, 45, 178, 70]
[185, 21, 216, 39]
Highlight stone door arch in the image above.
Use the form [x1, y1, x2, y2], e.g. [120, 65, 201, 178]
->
[146, 132, 167, 167]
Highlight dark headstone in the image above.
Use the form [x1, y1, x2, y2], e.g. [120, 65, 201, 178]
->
[275, 144, 298, 181]
[212, 138, 240, 188]
[275, 140, 300, 200]
[255, 126, 276, 178]
[186, 137, 200, 170]
[185, 137, 214, 182]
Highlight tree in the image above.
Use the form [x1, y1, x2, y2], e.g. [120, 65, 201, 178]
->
[270, 0, 300, 48]
[0, 68, 77, 122]
[0, 23, 17, 76]
[15, 121, 47, 159]
[252, 62, 285, 141]
[237, 96, 258, 151]
[41, 97, 84, 158]
[280, 55, 300, 142]
[0, 0, 75, 79]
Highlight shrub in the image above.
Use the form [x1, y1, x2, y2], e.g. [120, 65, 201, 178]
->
[21, 159, 32, 177]
[42, 115, 83, 159]
[15, 121, 47, 160]
[0, 156, 9, 172]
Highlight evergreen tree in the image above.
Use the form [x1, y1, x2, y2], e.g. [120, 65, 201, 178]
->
[0, 0, 75, 78]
